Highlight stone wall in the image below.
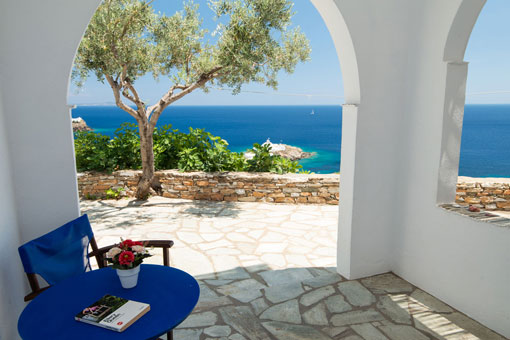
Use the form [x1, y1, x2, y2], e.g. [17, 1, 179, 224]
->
[456, 177, 510, 210]
[78, 171, 510, 210]
[77, 170, 340, 205]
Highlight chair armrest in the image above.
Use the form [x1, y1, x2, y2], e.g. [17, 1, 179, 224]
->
[88, 240, 174, 268]
[142, 240, 174, 248]
[88, 244, 116, 258]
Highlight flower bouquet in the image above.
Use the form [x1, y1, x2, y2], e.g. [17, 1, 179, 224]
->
[106, 239, 152, 288]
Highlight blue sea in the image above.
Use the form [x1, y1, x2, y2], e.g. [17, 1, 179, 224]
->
[72, 104, 510, 177]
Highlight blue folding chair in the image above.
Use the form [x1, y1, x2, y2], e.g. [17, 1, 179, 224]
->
[18, 214, 174, 301]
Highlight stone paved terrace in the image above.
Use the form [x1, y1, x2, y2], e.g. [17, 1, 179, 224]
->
[81, 197, 505, 340]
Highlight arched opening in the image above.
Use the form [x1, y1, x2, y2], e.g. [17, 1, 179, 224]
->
[452, 1, 510, 214]
[67, 0, 360, 278]
[436, 0, 485, 204]
[63, 1, 365, 335]
[439, 1, 510, 215]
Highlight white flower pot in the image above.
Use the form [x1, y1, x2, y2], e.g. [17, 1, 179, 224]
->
[116, 265, 140, 289]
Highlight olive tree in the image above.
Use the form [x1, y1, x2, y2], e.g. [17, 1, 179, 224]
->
[73, 0, 310, 199]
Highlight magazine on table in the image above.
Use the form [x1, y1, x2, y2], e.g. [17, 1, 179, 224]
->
[75, 294, 150, 332]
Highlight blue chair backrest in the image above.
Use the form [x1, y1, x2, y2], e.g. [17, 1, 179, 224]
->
[18, 214, 94, 285]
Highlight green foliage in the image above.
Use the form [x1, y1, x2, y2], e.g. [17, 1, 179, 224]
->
[153, 125, 180, 170]
[209, 0, 311, 93]
[72, 0, 311, 97]
[71, 0, 310, 198]
[74, 130, 111, 171]
[247, 143, 274, 172]
[85, 193, 98, 200]
[105, 187, 124, 199]
[74, 123, 141, 172]
[72, 0, 157, 87]
[74, 125, 301, 174]
[271, 156, 302, 174]
[109, 123, 141, 169]
[247, 143, 302, 173]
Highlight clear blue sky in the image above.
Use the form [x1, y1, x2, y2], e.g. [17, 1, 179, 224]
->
[68, 0, 510, 106]
[465, 0, 510, 104]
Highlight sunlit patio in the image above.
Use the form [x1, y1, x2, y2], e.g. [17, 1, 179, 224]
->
[82, 198, 504, 340]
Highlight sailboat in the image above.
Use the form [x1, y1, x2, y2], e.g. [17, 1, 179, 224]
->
[310, 109, 315, 115]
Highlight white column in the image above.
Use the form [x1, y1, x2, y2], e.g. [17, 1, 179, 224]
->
[336, 104, 358, 278]
[0, 88, 25, 340]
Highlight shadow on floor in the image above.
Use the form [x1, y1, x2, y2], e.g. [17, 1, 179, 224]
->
[81, 199, 245, 230]
[171, 265, 504, 340]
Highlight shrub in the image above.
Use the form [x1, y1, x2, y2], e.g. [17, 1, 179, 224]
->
[153, 125, 180, 170]
[74, 125, 302, 174]
[271, 156, 302, 174]
[247, 143, 274, 172]
[105, 187, 124, 200]
[108, 123, 141, 170]
[74, 130, 112, 171]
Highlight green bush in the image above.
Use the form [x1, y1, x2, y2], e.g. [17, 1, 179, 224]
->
[74, 130, 111, 171]
[74, 123, 140, 172]
[109, 123, 141, 170]
[105, 187, 124, 200]
[247, 143, 274, 172]
[74, 124, 302, 174]
[153, 125, 180, 170]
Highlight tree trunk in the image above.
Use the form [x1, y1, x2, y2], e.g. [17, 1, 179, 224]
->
[136, 119, 156, 200]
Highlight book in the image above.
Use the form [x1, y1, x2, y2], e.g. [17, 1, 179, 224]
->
[75, 294, 150, 332]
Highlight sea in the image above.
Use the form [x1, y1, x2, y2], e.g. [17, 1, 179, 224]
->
[71, 104, 510, 177]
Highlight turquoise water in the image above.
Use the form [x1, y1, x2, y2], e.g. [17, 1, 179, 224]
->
[73, 105, 342, 173]
[73, 104, 510, 176]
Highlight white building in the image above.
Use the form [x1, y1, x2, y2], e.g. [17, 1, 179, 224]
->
[1, 0, 508, 338]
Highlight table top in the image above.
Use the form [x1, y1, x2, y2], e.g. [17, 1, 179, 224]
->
[18, 264, 200, 340]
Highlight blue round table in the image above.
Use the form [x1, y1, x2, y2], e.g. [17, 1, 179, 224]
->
[18, 264, 200, 340]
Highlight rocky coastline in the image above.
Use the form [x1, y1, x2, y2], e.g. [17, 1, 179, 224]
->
[246, 139, 316, 161]
[270, 144, 315, 161]
[72, 117, 92, 132]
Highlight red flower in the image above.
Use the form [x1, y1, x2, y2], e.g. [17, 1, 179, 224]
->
[133, 241, 143, 246]
[121, 239, 134, 248]
[118, 251, 135, 265]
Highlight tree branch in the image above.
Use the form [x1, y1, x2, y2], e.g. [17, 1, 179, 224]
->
[105, 74, 139, 119]
[148, 66, 225, 129]
[121, 87, 137, 105]
[125, 83, 144, 106]
[114, 64, 145, 113]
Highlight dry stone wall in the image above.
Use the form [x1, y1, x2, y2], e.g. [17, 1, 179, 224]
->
[456, 178, 510, 210]
[78, 171, 510, 210]
[77, 170, 340, 205]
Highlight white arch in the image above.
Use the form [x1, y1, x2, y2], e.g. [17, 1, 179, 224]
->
[68, 0, 361, 277]
[436, 0, 486, 204]
[310, 0, 360, 104]
[66, 0, 103, 102]
[444, 0, 486, 62]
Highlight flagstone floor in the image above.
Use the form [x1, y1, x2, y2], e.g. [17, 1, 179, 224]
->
[81, 197, 504, 340]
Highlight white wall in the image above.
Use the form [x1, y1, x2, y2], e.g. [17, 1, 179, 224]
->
[0, 85, 25, 340]
[0, 0, 99, 337]
[0, 0, 97, 243]
[314, 0, 509, 337]
[389, 1, 510, 337]
[0, 0, 508, 337]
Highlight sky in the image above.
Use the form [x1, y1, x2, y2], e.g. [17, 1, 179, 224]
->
[68, 0, 510, 106]
[68, 0, 343, 106]
[464, 0, 510, 104]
